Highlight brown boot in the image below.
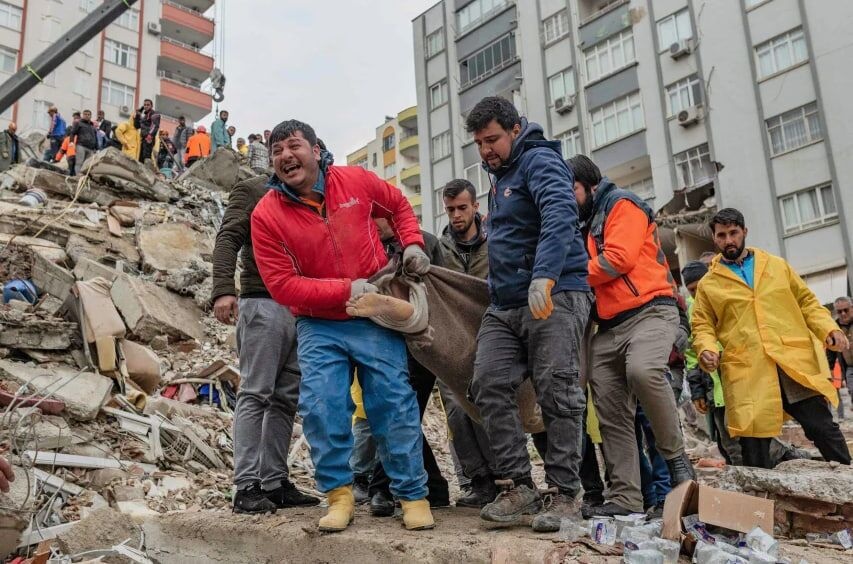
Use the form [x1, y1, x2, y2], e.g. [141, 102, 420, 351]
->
[480, 480, 543, 524]
[318, 485, 355, 532]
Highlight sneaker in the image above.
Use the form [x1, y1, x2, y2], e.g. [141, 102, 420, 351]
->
[532, 491, 583, 532]
[583, 501, 635, 519]
[370, 489, 396, 517]
[456, 475, 498, 509]
[233, 483, 277, 514]
[353, 475, 370, 504]
[480, 480, 542, 524]
[264, 479, 320, 508]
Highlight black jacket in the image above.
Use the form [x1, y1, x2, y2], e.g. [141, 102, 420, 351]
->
[69, 119, 98, 150]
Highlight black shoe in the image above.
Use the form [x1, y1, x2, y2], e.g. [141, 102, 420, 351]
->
[665, 452, 696, 487]
[456, 476, 498, 509]
[264, 479, 320, 508]
[646, 503, 664, 520]
[353, 475, 370, 504]
[428, 492, 451, 508]
[370, 490, 395, 517]
[582, 501, 634, 519]
[233, 483, 277, 514]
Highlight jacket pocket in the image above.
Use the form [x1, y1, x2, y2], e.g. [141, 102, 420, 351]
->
[622, 274, 640, 297]
[781, 335, 813, 349]
[552, 370, 585, 415]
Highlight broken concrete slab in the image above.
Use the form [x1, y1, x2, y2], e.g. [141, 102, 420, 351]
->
[72, 256, 118, 283]
[0, 233, 68, 265]
[111, 274, 204, 342]
[109, 202, 142, 227]
[722, 459, 853, 505]
[54, 508, 141, 557]
[0, 360, 113, 421]
[120, 339, 162, 394]
[136, 222, 213, 273]
[176, 147, 256, 192]
[74, 278, 126, 343]
[0, 313, 78, 350]
[4, 165, 117, 206]
[83, 148, 178, 202]
[1, 465, 33, 556]
[30, 251, 74, 299]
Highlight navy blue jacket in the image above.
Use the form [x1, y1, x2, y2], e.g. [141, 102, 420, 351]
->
[485, 120, 589, 308]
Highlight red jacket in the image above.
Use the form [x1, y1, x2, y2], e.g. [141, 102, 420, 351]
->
[251, 165, 424, 319]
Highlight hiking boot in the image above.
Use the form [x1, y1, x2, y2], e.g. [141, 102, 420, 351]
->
[480, 480, 542, 524]
[401, 499, 435, 530]
[456, 475, 498, 508]
[583, 501, 635, 519]
[665, 452, 696, 487]
[318, 486, 355, 532]
[532, 491, 583, 532]
[353, 475, 370, 504]
[645, 503, 664, 520]
[265, 479, 320, 508]
[370, 489, 396, 517]
[233, 483, 277, 515]
[428, 491, 451, 508]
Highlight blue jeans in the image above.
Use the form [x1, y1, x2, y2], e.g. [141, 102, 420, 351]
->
[296, 317, 427, 500]
[635, 406, 671, 507]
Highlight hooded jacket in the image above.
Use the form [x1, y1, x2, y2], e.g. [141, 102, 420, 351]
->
[484, 119, 588, 308]
[114, 117, 140, 161]
[439, 214, 489, 279]
[211, 118, 231, 150]
[251, 154, 424, 320]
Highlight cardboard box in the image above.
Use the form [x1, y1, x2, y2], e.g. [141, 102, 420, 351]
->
[662, 481, 775, 550]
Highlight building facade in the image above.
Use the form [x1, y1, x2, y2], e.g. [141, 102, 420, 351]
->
[413, 0, 853, 302]
[0, 0, 215, 137]
[346, 105, 423, 223]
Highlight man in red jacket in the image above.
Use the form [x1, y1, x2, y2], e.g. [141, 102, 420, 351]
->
[251, 120, 434, 533]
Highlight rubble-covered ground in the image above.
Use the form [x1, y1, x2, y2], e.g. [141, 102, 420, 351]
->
[0, 141, 851, 563]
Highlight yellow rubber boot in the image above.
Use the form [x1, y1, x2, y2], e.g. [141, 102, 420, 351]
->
[400, 499, 435, 530]
[318, 485, 355, 532]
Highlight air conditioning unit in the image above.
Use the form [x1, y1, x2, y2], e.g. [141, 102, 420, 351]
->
[669, 38, 693, 59]
[554, 95, 576, 115]
[147, 22, 161, 36]
[677, 105, 701, 127]
[119, 105, 131, 117]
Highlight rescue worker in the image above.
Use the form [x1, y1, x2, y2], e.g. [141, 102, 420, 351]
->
[114, 112, 141, 161]
[467, 97, 592, 532]
[211, 110, 231, 151]
[137, 99, 160, 164]
[0, 122, 21, 173]
[568, 154, 694, 518]
[693, 208, 851, 468]
[251, 119, 434, 532]
[185, 125, 211, 166]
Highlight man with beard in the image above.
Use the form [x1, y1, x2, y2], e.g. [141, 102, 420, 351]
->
[692, 208, 851, 468]
[568, 154, 693, 517]
[467, 97, 591, 532]
[137, 99, 160, 163]
[212, 110, 231, 151]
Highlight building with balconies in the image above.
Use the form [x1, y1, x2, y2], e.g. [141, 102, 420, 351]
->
[413, 0, 853, 301]
[0, 0, 216, 137]
[346, 106, 423, 224]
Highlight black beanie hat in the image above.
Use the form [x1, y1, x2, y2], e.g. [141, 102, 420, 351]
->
[681, 260, 708, 286]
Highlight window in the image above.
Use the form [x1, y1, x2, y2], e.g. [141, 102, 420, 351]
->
[382, 133, 395, 152]
[429, 80, 448, 109]
[80, 0, 98, 12]
[657, 9, 692, 51]
[457, 0, 508, 35]
[432, 131, 451, 161]
[372, 153, 377, 167]
[674, 144, 715, 189]
[0, 45, 15, 74]
[460, 33, 517, 89]
[626, 177, 654, 199]
[665, 74, 702, 117]
[543, 10, 569, 44]
[73, 68, 91, 98]
[464, 163, 492, 197]
[384, 162, 396, 179]
[353, 158, 368, 169]
[101, 79, 135, 108]
[0, 2, 22, 30]
[590, 92, 644, 147]
[32, 100, 54, 131]
[584, 29, 635, 82]
[104, 39, 138, 70]
[745, 0, 769, 8]
[425, 28, 444, 58]
[548, 69, 575, 104]
[115, 8, 139, 30]
[766, 102, 821, 156]
[755, 28, 807, 79]
[556, 129, 581, 159]
[780, 185, 837, 234]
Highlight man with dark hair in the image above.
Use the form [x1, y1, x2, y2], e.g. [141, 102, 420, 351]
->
[68, 109, 98, 175]
[829, 296, 853, 410]
[172, 116, 189, 161]
[251, 119, 435, 532]
[96, 110, 112, 148]
[212, 110, 231, 151]
[693, 208, 851, 468]
[44, 106, 66, 161]
[466, 97, 591, 531]
[247, 132, 270, 175]
[569, 154, 693, 517]
[137, 99, 160, 163]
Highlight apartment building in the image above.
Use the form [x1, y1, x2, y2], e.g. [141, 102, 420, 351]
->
[413, 0, 853, 302]
[0, 0, 215, 137]
[346, 106, 423, 223]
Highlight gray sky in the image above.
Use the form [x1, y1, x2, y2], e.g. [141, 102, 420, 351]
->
[201, 0, 437, 159]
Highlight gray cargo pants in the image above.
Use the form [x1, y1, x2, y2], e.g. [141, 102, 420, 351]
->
[233, 297, 300, 490]
[589, 304, 685, 512]
[471, 291, 591, 495]
[437, 381, 495, 480]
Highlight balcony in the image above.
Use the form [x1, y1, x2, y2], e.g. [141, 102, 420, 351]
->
[400, 164, 420, 188]
[397, 105, 417, 129]
[158, 37, 214, 84]
[161, 0, 215, 49]
[399, 134, 419, 158]
[168, 0, 214, 11]
[156, 71, 212, 122]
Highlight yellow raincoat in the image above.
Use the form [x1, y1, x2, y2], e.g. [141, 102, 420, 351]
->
[114, 117, 140, 161]
[691, 248, 839, 438]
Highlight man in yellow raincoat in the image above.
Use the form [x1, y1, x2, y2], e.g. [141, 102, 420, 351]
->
[692, 208, 851, 468]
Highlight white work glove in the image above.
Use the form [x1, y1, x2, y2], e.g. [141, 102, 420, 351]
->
[350, 279, 378, 299]
[402, 244, 430, 276]
[528, 278, 556, 320]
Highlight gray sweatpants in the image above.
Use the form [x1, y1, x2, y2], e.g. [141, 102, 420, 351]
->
[471, 291, 591, 495]
[233, 297, 300, 490]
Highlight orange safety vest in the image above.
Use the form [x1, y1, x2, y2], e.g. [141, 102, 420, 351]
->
[185, 133, 211, 163]
[55, 135, 76, 161]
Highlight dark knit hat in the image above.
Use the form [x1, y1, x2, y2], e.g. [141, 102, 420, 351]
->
[681, 260, 708, 286]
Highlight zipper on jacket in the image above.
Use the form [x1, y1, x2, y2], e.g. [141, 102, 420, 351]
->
[622, 274, 640, 297]
[324, 216, 344, 273]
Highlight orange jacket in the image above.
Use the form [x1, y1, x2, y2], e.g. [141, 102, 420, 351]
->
[587, 198, 675, 321]
[185, 132, 211, 163]
[55, 135, 76, 161]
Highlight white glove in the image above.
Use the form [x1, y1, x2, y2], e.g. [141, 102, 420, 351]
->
[350, 279, 378, 299]
[403, 244, 430, 276]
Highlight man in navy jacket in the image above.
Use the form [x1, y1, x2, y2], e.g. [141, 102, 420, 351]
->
[468, 97, 591, 532]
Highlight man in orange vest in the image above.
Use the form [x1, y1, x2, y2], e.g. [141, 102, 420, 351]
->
[185, 125, 211, 166]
